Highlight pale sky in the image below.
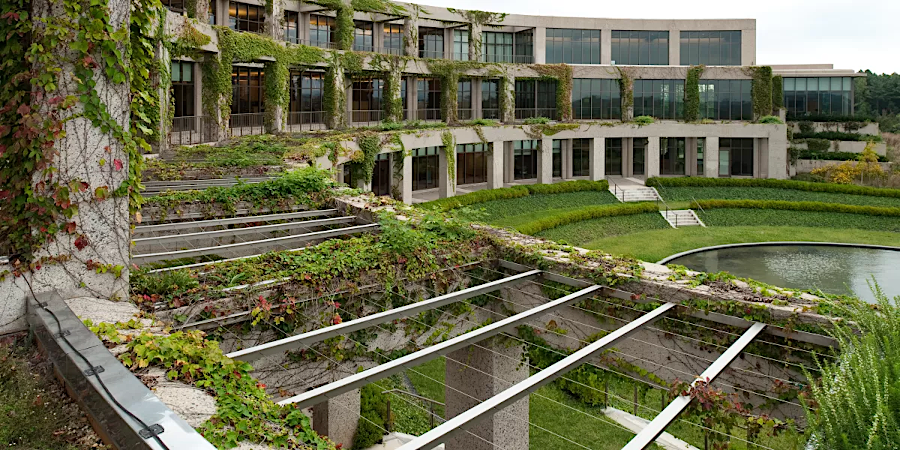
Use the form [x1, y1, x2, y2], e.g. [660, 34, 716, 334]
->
[411, 0, 900, 75]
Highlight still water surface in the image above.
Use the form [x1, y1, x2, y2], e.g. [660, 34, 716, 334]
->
[667, 245, 900, 303]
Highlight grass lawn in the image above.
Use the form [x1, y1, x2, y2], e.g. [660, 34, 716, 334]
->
[455, 191, 619, 229]
[659, 187, 900, 208]
[535, 212, 671, 245]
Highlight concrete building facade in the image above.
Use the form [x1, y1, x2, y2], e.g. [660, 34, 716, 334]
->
[158, 0, 862, 203]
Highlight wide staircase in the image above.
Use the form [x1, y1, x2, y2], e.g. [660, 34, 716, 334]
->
[661, 209, 705, 228]
[610, 185, 662, 202]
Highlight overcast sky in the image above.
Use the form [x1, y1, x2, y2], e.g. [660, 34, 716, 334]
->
[412, 0, 900, 75]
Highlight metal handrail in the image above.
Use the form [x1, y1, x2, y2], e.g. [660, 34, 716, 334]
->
[382, 389, 444, 431]
[610, 179, 620, 201]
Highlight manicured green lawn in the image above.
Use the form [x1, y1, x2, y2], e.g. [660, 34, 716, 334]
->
[535, 212, 671, 245]
[659, 187, 900, 208]
[700, 208, 900, 232]
[455, 191, 619, 228]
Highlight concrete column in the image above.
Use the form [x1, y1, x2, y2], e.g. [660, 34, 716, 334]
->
[312, 389, 360, 449]
[469, 23, 482, 61]
[324, 64, 347, 129]
[445, 339, 529, 450]
[264, 61, 284, 133]
[685, 137, 697, 176]
[590, 138, 605, 181]
[300, 12, 310, 43]
[704, 137, 719, 178]
[756, 138, 768, 178]
[562, 139, 572, 179]
[265, 0, 284, 41]
[403, 18, 418, 57]
[601, 29, 612, 64]
[487, 142, 505, 189]
[668, 29, 679, 65]
[504, 144, 514, 183]
[472, 78, 483, 119]
[647, 137, 661, 178]
[216, 0, 227, 28]
[28, 0, 131, 299]
[438, 147, 455, 198]
[622, 138, 633, 177]
[538, 139, 553, 185]
[444, 27, 454, 60]
[532, 27, 546, 64]
[385, 63, 403, 123]
[500, 73, 515, 123]
[406, 76, 417, 120]
[401, 153, 414, 202]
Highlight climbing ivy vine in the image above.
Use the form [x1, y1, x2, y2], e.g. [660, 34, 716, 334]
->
[746, 66, 774, 119]
[441, 131, 456, 189]
[772, 75, 784, 111]
[531, 64, 573, 122]
[684, 65, 705, 122]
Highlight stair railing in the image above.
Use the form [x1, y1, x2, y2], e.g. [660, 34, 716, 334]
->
[610, 179, 621, 201]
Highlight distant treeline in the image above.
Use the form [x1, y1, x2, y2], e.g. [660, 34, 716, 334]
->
[856, 71, 900, 132]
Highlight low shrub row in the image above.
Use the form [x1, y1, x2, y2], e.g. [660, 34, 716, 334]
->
[516, 202, 658, 235]
[793, 131, 882, 142]
[798, 150, 889, 162]
[646, 177, 900, 199]
[691, 199, 900, 217]
[420, 180, 609, 212]
[787, 113, 875, 123]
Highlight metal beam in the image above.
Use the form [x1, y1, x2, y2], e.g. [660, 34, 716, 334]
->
[133, 209, 336, 235]
[227, 270, 543, 363]
[276, 284, 604, 408]
[132, 223, 378, 264]
[622, 322, 766, 450]
[396, 302, 676, 450]
[133, 216, 356, 248]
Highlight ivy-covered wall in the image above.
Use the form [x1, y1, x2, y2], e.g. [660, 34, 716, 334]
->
[747, 66, 774, 119]
[684, 65, 705, 122]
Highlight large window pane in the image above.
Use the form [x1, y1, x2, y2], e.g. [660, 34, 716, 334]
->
[612, 30, 668, 65]
[680, 31, 741, 65]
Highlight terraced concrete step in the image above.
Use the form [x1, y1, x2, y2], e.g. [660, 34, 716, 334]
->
[610, 186, 661, 202]
[661, 209, 705, 228]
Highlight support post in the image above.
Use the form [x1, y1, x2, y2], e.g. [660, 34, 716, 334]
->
[468, 23, 483, 61]
[312, 388, 360, 450]
[325, 64, 348, 129]
[445, 339, 529, 450]
[538, 139, 553, 185]
[487, 142, 505, 189]
[438, 146, 455, 198]
[704, 137, 719, 178]
[590, 137, 605, 181]
[647, 137, 661, 178]
[500, 73, 515, 123]
[401, 153, 414, 203]
[403, 18, 419, 57]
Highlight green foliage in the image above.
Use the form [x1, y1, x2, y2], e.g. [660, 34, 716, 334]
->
[357, 134, 384, 183]
[531, 64, 574, 121]
[466, 118, 499, 126]
[163, 135, 295, 168]
[419, 180, 609, 212]
[536, 212, 670, 245]
[633, 115, 654, 126]
[747, 66, 774, 118]
[772, 75, 784, 109]
[523, 116, 551, 124]
[800, 138, 832, 152]
[794, 131, 882, 142]
[684, 65, 704, 122]
[805, 286, 900, 449]
[441, 131, 456, 188]
[112, 330, 334, 448]
[658, 186, 900, 207]
[787, 113, 875, 123]
[799, 150, 889, 162]
[354, 385, 389, 449]
[646, 176, 900, 199]
[691, 199, 900, 218]
[616, 67, 634, 120]
[698, 208, 900, 233]
[517, 203, 660, 235]
[758, 115, 784, 124]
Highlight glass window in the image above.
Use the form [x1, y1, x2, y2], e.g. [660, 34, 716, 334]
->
[720, 138, 753, 177]
[171, 61, 194, 119]
[209, 0, 216, 24]
[697, 79, 753, 120]
[515, 29, 534, 63]
[309, 15, 336, 48]
[513, 140, 539, 180]
[572, 78, 621, 120]
[482, 79, 500, 119]
[458, 79, 472, 120]
[453, 30, 468, 60]
[353, 21, 374, 52]
[696, 137, 705, 175]
[229, 2, 264, 33]
[633, 138, 647, 175]
[659, 137, 686, 175]
[456, 143, 488, 185]
[383, 24, 404, 55]
[231, 66, 264, 115]
[516, 80, 557, 120]
[284, 11, 299, 44]
[483, 32, 514, 63]
[680, 31, 741, 66]
[351, 79, 383, 123]
[546, 29, 601, 64]
[419, 27, 444, 59]
[417, 78, 441, 121]
[782, 77, 854, 117]
[161, 0, 185, 13]
[611, 30, 668, 65]
[633, 79, 684, 119]
[605, 138, 622, 175]
[552, 140, 562, 178]
[412, 147, 440, 191]
[288, 71, 325, 125]
[572, 139, 591, 177]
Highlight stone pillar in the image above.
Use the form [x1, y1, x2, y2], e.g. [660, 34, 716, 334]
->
[216, 0, 228, 27]
[401, 153, 414, 202]
[500, 73, 515, 123]
[487, 142, 505, 189]
[472, 78, 483, 119]
[438, 147, 455, 198]
[538, 139, 553, 185]
[312, 389, 360, 449]
[406, 76, 417, 120]
[685, 137, 697, 176]
[28, 0, 131, 300]
[403, 18, 419, 57]
[532, 27, 546, 64]
[623, 138, 634, 177]
[647, 137, 661, 178]
[265, 0, 284, 41]
[704, 137, 719, 178]
[324, 65, 348, 129]
[445, 339, 529, 450]
[668, 29, 679, 65]
[264, 61, 284, 134]
[469, 23, 482, 61]
[504, 144, 514, 183]
[601, 29, 612, 64]
[562, 139, 572, 179]
[590, 138, 605, 181]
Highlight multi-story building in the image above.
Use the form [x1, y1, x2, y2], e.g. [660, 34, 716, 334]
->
[160, 0, 861, 202]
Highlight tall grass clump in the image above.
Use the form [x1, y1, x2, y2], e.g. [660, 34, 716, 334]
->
[805, 285, 900, 449]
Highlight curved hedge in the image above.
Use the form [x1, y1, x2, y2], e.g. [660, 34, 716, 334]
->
[646, 177, 900, 199]
[516, 202, 658, 235]
[420, 180, 609, 212]
[690, 199, 900, 217]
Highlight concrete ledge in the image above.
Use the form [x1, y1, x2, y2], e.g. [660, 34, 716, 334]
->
[27, 292, 215, 450]
[657, 241, 900, 264]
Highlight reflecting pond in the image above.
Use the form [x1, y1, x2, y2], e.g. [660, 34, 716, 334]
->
[666, 244, 900, 303]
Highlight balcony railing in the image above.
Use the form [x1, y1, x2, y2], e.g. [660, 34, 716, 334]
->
[296, 39, 340, 50]
[451, 52, 470, 61]
[482, 108, 500, 120]
[457, 108, 473, 121]
[228, 113, 265, 137]
[482, 54, 534, 64]
[416, 108, 442, 121]
[169, 115, 218, 146]
[351, 110, 383, 126]
[515, 108, 557, 120]
[285, 111, 325, 132]
[419, 50, 444, 59]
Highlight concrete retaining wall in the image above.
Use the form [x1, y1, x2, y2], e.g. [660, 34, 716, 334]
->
[796, 158, 893, 173]
[793, 140, 887, 155]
